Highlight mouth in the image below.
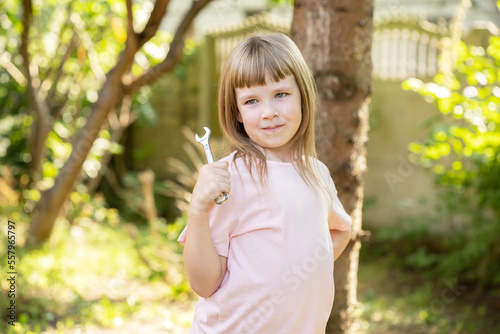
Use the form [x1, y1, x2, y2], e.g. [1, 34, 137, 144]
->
[262, 124, 284, 131]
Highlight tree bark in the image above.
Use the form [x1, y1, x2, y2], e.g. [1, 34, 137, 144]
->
[21, 0, 52, 181]
[27, 0, 213, 246]
[291, 1, 373, 332]
[86, 96, 136, 194]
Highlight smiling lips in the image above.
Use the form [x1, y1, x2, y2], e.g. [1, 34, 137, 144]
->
[262, 124, 284, 131]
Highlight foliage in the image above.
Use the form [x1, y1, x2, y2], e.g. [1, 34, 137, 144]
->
[0, 0, 204, 231]
[353, 243, 500, 334]
[268, 0, 293, 7]
[0, 115, 30, 175]
[400, 34, 500, 287]
[161, 126, 225, 213]
[0, 200, 192, 333]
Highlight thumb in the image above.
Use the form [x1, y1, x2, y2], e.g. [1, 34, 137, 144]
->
[212, 160, 229, 169]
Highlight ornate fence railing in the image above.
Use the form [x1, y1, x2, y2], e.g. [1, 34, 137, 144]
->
[205, 11, 449, 81]
[196, 11, 450, 130]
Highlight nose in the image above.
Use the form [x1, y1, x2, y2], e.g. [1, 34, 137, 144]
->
[261, 101, 279, 119]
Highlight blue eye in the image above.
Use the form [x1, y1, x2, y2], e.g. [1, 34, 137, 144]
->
[245, 99, 258, 105]
[276, 92, 288, 98]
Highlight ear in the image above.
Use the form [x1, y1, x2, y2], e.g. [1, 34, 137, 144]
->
[236, 111, 243, 123]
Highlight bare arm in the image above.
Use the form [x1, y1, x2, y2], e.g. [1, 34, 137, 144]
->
[327, 201, 352, 261]
[182, 161, 231, 298]
[330, 229, 351, 261]
[183, 208, 227, 298]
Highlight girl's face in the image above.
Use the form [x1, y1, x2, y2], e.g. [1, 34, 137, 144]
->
[235, 75, 302, 162]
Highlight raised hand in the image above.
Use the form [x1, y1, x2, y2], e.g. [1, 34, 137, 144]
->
[190, 161, 231, 213]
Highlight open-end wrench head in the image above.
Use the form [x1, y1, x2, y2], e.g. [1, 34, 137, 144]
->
[195, 127, 211, 143]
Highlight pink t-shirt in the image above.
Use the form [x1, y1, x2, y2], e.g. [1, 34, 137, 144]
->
[178, 152, 352, 333]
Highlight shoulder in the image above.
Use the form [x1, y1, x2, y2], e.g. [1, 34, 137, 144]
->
[316, 159, 330, 175]
[217, 151, 235, 164]
[217, 151, 239, 171]
[217, 151, 248, 183]
[304, 156, 331, 179]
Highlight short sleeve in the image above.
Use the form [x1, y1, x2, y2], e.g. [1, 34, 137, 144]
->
[317, 161, 352, 231]
[326, 176, 352, 231]
[177, 157, 239, 258]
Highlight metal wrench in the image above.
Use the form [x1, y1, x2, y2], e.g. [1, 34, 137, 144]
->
[195, 127, 229, 205]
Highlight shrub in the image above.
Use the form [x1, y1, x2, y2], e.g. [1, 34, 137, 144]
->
[399, 33, 500, 288]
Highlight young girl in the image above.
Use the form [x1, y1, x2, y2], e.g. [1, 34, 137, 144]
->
[178, 33, 352, 333]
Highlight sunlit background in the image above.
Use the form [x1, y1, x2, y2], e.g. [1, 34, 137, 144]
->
[1, 0, 499, 333]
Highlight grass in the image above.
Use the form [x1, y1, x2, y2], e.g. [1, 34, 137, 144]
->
[354, 238, 500, 334]
[1, 212, 499, 333]
[0, 215, 195, 334]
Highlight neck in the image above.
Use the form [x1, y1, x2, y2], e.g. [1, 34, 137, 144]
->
[263, 148, 295, 163]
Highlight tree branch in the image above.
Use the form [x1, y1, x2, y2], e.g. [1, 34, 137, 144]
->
[86, 95, 136, 194]
[21, 0, 51, 124]
[21, 0, 55, 180]
[125, 0, 138, 51]
[107, 1, 172, 85]
[40, 4, 73, 91]
[51, 95, 68, 122]
[0, 51, 27, 86]
[126, 0, 135, 35]
[123, 0, 212, 94]
[27, 0, 212, 245]
[70, 12, 107, 83]
[136, 0, 170, 47]
[45, 32, 79, 107]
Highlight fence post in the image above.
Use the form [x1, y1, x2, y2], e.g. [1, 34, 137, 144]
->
[197, 34, 216, 133]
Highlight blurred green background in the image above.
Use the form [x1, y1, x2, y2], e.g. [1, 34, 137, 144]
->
[1, 0, 500, 333]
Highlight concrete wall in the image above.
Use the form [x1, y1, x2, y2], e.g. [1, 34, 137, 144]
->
[363, 79, 437, 228]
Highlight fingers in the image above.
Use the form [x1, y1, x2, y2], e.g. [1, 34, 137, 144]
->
[211, 160, 229, 171]
[212, 160, 229, 182]
[190, 160, 231, 212]
[204, 179, 231, 199]
[198, 161, 229, 181]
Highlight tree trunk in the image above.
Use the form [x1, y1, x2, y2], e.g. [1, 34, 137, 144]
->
[27, 0, 212, 246]
[21, 0, 52, 182]
[28, 79, 122, 245]
[291, 1, 373, 332]
[26, 113, 52, 180]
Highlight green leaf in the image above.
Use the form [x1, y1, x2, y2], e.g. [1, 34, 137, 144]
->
[487, 36, 500, 60]
[437, 97, 454, 114]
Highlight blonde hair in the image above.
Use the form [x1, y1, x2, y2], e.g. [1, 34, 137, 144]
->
[218, 33, 322, 191]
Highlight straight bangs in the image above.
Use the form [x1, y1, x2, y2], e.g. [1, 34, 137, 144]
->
[219, 34, 330, 202]
[230, 39, 295, 89]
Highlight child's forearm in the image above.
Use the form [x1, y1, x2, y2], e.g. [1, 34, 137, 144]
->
[183, 208, 226, 298]
[330, 229, 351, 261]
